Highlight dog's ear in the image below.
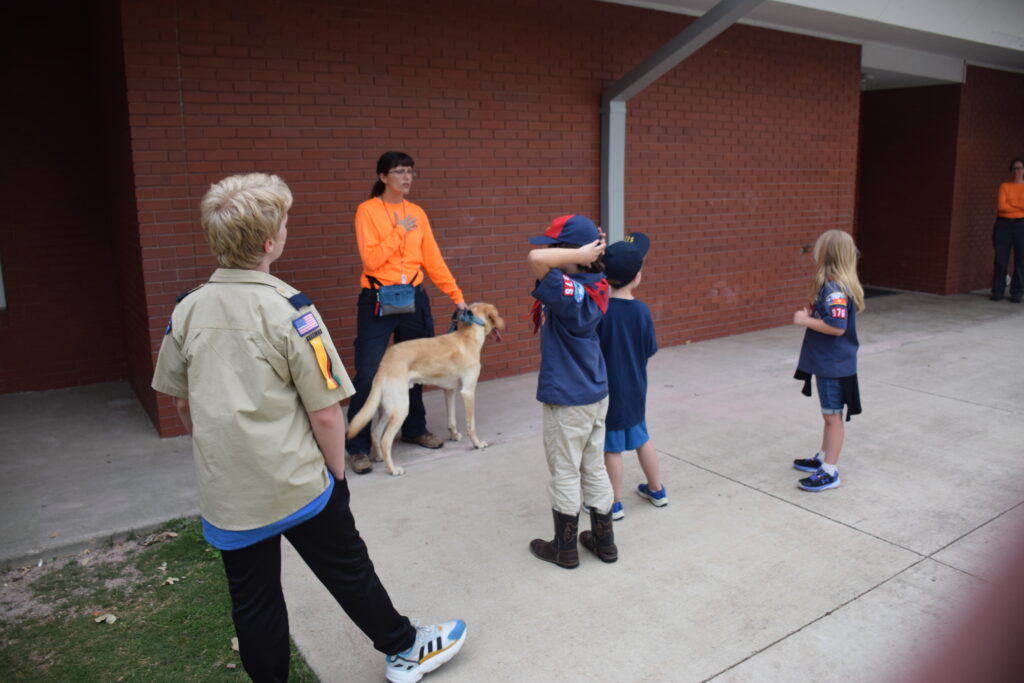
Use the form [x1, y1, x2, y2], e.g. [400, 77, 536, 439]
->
[487, 304, 505, 331]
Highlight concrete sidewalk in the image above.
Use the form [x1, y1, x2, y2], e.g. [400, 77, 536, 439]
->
[2, 290, 1022, 682]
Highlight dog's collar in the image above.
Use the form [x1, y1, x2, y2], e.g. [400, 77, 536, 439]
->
[448, 308, 486, 332]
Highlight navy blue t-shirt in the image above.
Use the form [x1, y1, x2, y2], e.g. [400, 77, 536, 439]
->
[598, 298, 657, 430]
[797, 281, 858, 378]
[532, 269, 608, 406]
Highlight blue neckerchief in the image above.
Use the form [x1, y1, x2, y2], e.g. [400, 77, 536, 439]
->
[448, 308, 486, 332]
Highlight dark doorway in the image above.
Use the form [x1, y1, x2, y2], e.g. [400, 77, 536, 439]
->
[1, 1, 131, 393]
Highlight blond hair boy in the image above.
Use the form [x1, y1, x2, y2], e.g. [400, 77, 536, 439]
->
[152, 173, 466, 683]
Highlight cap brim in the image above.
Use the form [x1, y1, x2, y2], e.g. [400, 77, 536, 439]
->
[528, 235, 558, 245]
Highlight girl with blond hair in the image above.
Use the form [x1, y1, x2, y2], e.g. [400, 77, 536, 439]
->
[791, 230, 865, 491]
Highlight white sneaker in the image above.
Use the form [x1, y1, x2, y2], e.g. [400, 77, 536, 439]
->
[385, 619, 467, 683]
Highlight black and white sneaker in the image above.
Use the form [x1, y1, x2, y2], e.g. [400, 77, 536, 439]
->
[798, 467, 840, 492]
[793, 453, 824, 472]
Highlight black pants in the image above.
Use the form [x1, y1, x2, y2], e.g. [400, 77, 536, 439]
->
[345, 286, 435, 455]
[220, 478, 414, 682]
[992, 217, 1024, 298]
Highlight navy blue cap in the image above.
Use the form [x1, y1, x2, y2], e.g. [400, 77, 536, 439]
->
[528, 214, 599, 246]
[603, 232, 650, 286]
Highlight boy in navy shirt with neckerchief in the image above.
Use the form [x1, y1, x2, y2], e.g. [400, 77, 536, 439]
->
[526, 214, 619, 568]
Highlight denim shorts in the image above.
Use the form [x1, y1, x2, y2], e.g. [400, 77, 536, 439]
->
[815, 376, 845, 414]
[604, 420, 650, 452]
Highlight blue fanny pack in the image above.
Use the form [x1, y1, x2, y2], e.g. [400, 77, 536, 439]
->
[368, 276, 417, 316]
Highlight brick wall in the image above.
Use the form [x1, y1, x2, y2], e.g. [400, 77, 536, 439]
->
[625, 25, 860, 343]
[0, 1, 128, 393]
[857, 84, 961, 294]
[949, 66, 1024, 294]
[117, 0, 861, 435]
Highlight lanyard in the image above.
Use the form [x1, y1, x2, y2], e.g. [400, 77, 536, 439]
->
[381, 198, 407, 284]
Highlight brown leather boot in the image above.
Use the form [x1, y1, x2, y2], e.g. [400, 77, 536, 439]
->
[529, 510, 579, 569]
[579, 508, 618, 563]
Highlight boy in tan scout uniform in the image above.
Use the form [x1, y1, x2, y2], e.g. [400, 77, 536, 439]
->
[152, 173, 465, 683]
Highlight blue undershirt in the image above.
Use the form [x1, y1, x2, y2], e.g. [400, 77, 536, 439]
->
[201, 476, 334, 551]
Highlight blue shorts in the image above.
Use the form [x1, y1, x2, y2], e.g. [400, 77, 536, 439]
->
[815, 376, 845, 415]
[604, 420, 650, 453]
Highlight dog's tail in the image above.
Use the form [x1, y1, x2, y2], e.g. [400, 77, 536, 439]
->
[346, 378, 382, 439]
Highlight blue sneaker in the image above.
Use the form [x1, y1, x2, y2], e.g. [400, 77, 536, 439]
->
[385, 619, 467, 683]
[636, 483, 668, 507]
[798, 468, 840, 492]
[793, 453, 823, 472]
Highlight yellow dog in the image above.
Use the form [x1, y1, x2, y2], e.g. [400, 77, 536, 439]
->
[346, 302, 505, 476]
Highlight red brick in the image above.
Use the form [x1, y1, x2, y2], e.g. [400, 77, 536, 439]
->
[12, 0, 1006, 431]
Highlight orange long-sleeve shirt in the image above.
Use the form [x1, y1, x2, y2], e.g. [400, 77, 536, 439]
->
[354, 197, 464, 304]
[997, 182, 1024, 219]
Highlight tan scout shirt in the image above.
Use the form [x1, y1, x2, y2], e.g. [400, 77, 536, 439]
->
[151, 269, 355, 530]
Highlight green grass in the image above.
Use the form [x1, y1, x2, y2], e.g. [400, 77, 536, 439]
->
[0, 519, 318, 682]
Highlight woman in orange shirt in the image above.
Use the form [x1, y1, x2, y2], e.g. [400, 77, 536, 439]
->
[345, 151, 467, 474]
[991, 157, 1024, 303]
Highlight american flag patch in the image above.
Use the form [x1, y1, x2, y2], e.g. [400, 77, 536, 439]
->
[292, 312, 320, 337]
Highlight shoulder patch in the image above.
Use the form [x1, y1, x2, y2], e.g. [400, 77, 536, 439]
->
[561, 275, 574, 297]
[271, 286, 312, 310]
[825, 291, 848, 307]
[292, 311, 321, 338]
[287, 292, 313, 310]
[562, 275, 583, 302]
[175, 284, 203, 303]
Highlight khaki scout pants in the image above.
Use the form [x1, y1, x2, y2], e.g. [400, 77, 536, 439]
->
[542, 397, 613, 515]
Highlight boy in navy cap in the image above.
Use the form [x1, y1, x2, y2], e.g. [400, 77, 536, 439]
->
[526, 214, 619, 568]
[598, 233, 666, 521]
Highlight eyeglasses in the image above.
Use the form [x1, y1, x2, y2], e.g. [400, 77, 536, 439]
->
[1013, 165, 1024, 171]
[388, 168, 417, 177]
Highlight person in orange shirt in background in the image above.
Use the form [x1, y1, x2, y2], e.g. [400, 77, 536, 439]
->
[990, 157, 1024, 303]
[346, 151, 468, 474]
